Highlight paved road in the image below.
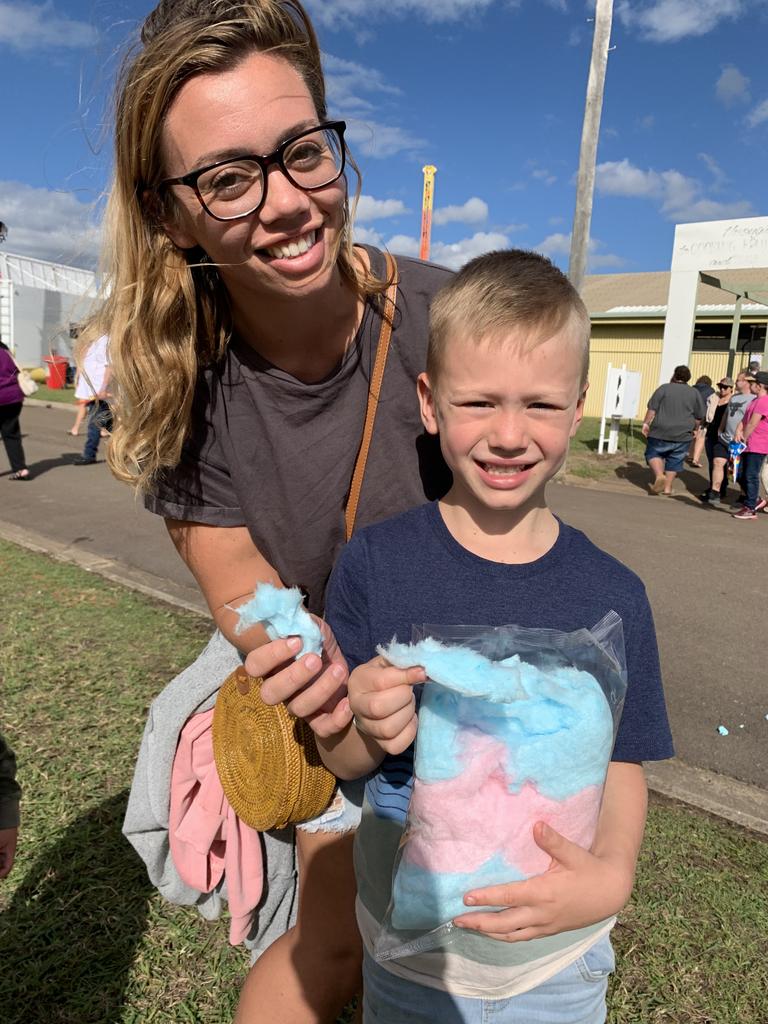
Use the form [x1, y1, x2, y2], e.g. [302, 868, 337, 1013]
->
[4, 402, 767, 790]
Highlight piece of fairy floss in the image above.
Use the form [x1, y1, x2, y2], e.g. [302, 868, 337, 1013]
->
[381, 637, 614, 930]
[235, 583, 322, 656]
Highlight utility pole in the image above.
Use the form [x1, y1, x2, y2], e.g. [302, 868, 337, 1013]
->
[568, 0, 613, 294]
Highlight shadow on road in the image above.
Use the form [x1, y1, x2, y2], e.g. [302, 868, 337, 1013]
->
[0, 791, 152, 1024]
[0, 453, 97, 480]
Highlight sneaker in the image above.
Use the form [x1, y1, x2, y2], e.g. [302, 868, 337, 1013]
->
[755, 498, 767, 513]
[73, 455, 97, 466]
[732, 507, 757, 520]
[698, 491, 711, 503]
[710, 495, 722, 506]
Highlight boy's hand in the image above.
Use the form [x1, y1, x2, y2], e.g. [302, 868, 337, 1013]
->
[0, 826, 18, 879]
[453, 821, 634, 942]
[244, 617, 352, 740]
[348, 656, 425, 755]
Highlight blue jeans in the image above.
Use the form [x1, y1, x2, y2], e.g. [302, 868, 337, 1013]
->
[83, 400, 112, 460]
[741, 451, 766, 510]
[362, 934, 614, 1023]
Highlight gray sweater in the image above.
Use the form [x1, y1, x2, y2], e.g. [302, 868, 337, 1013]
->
[0, 732, 21, 829]
[122, 629, 297, 958]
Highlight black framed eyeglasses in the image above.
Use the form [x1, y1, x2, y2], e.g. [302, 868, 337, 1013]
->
[158, 120, 346, 222]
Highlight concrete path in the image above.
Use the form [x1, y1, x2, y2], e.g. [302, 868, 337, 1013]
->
[3, 401, 767, 833]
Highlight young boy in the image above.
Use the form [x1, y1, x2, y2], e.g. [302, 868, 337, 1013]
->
[318, 250, 673, 1023]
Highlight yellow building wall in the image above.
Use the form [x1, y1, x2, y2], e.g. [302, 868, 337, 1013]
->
[585, 322, 761, 419]
[585, 327, 662, 418]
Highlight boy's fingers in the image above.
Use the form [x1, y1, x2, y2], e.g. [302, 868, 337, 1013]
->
[366, 664, 425, 692]
[454, 907, 535, 936]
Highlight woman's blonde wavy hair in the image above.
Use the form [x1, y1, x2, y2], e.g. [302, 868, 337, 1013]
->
[80, 0, 386, 489]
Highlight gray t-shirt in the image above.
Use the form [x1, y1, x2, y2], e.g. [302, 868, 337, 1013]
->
[145, 248, 453, 613]
[718, 391, 753, 444]
[647, 381, 706, 443]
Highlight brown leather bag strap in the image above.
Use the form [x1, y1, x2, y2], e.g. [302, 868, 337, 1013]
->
[344, 252, 399, 542]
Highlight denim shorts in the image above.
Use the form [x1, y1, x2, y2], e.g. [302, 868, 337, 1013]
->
[645, 437, 690, 472]
[296, 777, 364, 834]
[362, 934, 615, 1023]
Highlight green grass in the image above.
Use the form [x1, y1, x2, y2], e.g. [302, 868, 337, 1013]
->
[564, 416, 647, 485]
[1, 539, 767, 1022]
[570, 416, 647, 458]
[31, 383, 78, 404]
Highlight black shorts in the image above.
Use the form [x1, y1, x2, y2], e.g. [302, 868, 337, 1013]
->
[710, 439, 729, 461]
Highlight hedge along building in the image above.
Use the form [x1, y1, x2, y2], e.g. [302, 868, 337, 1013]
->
[0, 251, 98, 368]
[579, 217, 768, 420]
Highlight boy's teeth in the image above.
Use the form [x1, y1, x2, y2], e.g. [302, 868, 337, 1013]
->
[483, 462, 523, 475]
[266, 230, 316, 260]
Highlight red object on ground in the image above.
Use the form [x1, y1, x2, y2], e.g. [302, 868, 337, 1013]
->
[44, 355, 69, 389]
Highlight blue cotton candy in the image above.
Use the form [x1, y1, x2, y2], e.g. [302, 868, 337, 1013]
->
[381, 637, 614, 801]
[391, 853, 525, 931]
[236, 583, 322, 657]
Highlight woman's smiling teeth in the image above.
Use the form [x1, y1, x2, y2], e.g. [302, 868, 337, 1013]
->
[265, 229, 317, 260]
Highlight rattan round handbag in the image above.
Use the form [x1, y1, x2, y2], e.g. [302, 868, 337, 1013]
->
[212, 666, 337, 831]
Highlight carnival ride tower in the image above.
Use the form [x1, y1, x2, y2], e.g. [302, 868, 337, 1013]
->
[419, 165, 437, 260]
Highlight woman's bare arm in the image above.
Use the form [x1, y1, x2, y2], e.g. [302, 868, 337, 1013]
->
[164, 519, 353, 737]
[165, 519, 280, 654]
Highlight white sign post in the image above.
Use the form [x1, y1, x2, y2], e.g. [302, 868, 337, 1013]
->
[598, 363, 642, 453]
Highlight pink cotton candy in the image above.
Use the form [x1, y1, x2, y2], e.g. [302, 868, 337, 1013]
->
[169, 708, 264, 945]
[404, 730, 602, 877]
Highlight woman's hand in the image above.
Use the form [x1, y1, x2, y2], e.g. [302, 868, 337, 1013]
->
[452, 822, 634, 943]
[348, 656, 425, 755]
[244, 618, 352, 739]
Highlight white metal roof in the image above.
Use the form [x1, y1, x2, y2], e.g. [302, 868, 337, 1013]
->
[0, 251, 97, 298]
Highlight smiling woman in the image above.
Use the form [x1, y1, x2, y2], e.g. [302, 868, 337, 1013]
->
[76, 1, 453, 1021]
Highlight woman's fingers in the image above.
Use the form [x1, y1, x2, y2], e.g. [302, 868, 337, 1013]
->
[243, 636, 302, 680]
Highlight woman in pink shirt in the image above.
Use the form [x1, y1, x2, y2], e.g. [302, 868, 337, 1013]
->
[732, 371, 768, 520]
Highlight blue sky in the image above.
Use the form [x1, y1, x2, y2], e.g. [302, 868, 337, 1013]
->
[1, 0, 766, 274]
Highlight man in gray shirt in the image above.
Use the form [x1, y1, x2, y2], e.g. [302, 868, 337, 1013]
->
[641, 364, 706, 496]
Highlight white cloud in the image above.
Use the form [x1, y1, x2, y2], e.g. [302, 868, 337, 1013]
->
[531, 168, 558, 186]
[385, 230, 511, 270]
[354, 195, 409, 222]
[0, 1, 97, 51]
[345, 119, 425, 158]
[698, 153, 728, 190]
[534, 232, 626, 271]
[746, 98, 768, 129]
[636, 114, 655, 131]
[433, 197, 488, 226]
[616, 0, 746, 43]
[306, 0, 497, 29]
[323, 53, 401, 113]
[716, 65, 750, 107]
[353, 225, 386, 247]
[595, 158, 754, 222]
[0, 181, 101, 267]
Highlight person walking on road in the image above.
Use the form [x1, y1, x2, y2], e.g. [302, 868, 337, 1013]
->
[0, 341, 31, 481]
[699, 372, 752, 506]
[73, 334, 112, 466]
[732, 371, 768, 520]
[641, 364, 705, 496]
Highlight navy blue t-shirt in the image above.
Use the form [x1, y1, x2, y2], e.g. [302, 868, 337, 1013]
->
[325, 501, 674, 770]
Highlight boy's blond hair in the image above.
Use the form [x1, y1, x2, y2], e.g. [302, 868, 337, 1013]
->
[428, 249, 591, 389]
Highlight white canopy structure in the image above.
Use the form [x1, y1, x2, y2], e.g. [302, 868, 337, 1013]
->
[660, 217, 768, 383]
[0, 251, 98, 366]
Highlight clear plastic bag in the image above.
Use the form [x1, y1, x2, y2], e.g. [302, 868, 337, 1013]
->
[373, 611, 627, 963]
